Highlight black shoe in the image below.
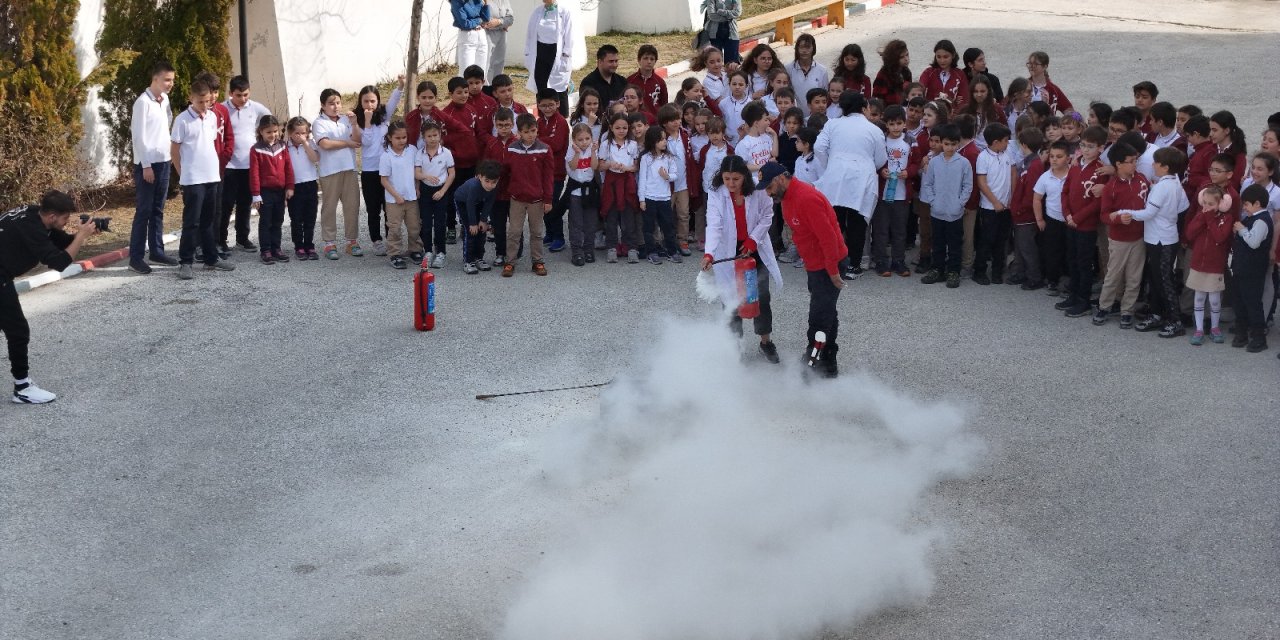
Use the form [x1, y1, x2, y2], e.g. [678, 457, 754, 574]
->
[945, 272, 960, 288]
[920, 269, 942, 284]
[217, 248, 232, 261]
[1065, 304, 1091, 318]
[128, 260, 152, 275]
[1134, 315, 1164, 332]
[584, 251, 596, 263]
[237, 240, 257, 252]
[991, 274, 1004, 285]
[1246, 330, 1268, 353]
[446, 228, 458, 245]
[972, 274, 990, 286]
[571, 255, 585, 267]
[1054, 299, 1074, 311]
[914, 258, 932, 274]
[148, 254, 179, 266]
[1007, 274, 1026, 285]
[1159, 323, 1186, 338]
[1021, 280, 1045, 291]
[1232, 330, 1249, 348]
[1091, 308, 1109, 325]
[1119, 314, 1134, 329]
[759, 341, 780, 364]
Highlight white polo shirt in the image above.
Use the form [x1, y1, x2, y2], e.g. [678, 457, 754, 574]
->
[131, 88, 172, 167]
[1033, 169, 1069, 222]
[415, 145, 455, 188]
[785, 60, 830, 117]
[223, 98, 272, 169]
[976, 147, 1013, 208]
[379, 145, 420, 202]
[311, 114, 357, 177]
[170, 106, 222, 186]
[599, 139, 638, 174]
[288, 140, 319, 183]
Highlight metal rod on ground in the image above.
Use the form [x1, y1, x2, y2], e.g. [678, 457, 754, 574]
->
[476, 380, 613, 400]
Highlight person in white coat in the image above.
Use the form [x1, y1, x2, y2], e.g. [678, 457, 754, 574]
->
[815, 91, 887, 277]
[701, 154, 785, 363]
[525, 0, 575, 116]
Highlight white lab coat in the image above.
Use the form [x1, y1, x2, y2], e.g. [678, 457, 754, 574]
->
[524, 3, 577, 93]
[814, 113, 887, 220]
[703, 185, 783, 302]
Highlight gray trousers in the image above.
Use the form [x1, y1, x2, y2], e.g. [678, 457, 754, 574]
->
[567, 194, 598, 257]
[1010, 223, 1042, 284]
[872, 199, 910, 268]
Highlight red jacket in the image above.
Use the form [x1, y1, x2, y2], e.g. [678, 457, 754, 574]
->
[959, 140, 981, 209]
[211, 102, 234, 176]
[918, 67, 969, 109]
[1099, 173, 1149, 243]
[833, 70, 872, 99]
[1185, 208, 1233, 274]
[1184, 184, 1240, 244]
[482, 133, 517, 200]
[781, 178, 847, 276]
[441, 101, 485, 168]
[467, 91, 499, 134]
[1010, 155, 1045, 225]
[1063, 158, 1107, 231]
[248, 141, 295, 196]
[501, 138, 554, 203]
[1184, 140, 1216, 205]
[537, 111, 570, 181]
[405, 105, 465, 150]
[677, 130, 701, 200]
[1030, 80, 1072, 114]
[626, 70, 668, 115]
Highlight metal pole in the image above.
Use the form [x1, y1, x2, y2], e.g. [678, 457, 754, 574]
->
[238, 0, 249, 77]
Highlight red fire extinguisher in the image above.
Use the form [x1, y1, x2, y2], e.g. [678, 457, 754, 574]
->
[735, 256, 760, 319]
[414, 258, 436, 331]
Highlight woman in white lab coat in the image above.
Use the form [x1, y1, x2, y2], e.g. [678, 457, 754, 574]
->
[815, 91, 886, 277]
[701, 154, 784, 362]
[524, 0, 575, 116]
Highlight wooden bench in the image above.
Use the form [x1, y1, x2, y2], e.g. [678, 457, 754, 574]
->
[736, 0, 847, 46]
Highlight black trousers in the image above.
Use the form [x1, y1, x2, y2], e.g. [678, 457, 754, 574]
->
[1066, 228, 1097, 305]
[543, 178, 567, 241]
[770, 201, 786, 251]
[360, 170, 386, 242]
[534, 41, 570, 116]
[1041, 217, 1067, 285]
[180, 182, 221, 266]
[730, 259, 773, 337]
[973, 208, 1010, 278]
[258, 189, 287, 253]
[219, 168, 252, 246]
[931, 217, 963, 274]
[445, 167, 475, 232]
[834, 206, 867, 270]
[1232, 267, 1267, 333]
[806, 269, 840, 350]
[288, 180, 318, 250]
[1143, 243, 1179, 320]
[491, 200, 510, 257]
[0, 279, 30, 380]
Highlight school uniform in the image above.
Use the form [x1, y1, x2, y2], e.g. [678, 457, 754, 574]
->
[666, 129, 693, 247]
[1124, 174, 1191, 329]
[1032, 167, 1070, 287]
[1008, 154, 1045, 285]
[171, 106, 225, 265]
[221, 98, 272, 248]
[599, 138, 642, 251]
[1098, 173, 1149, 315]
[920, 153, 973, 274]
[454, 176, 497, 264]
[563, 145, 599, 259]
[787, 60, 831, 116]
[1028, 79, 1073, 114]
[794, 152, 822, 184]
[626, 70, 668, 115]
[972, 146, 1015, 281]
[482, 133, 516, 259]
[833, 70, 872, 100]
[129, 88, 174, 264]
[312, 113, 362, 246]
[416, 145, 456, 254]
[918, 67, 968, 108]
[872, 133, 914, 272]
[501, 138, 555, 264]
[638, 152, 679, 257]
[702, 71, 729, 105]
[908, 129, 935, 265]
[957, 139, 981, 269]
[287, 140, 320, 253]
[719, 93, 751, 145]
[871, 67, 911, 107]
[537, 110, 570, 244]
[248, 140, 295, 256]
[357, 89, 403, 246]
[1230, 208, 1274, 343]
[1062, 158, 1108, 306]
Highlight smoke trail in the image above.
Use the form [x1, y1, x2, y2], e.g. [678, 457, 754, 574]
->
[501, 319, 981, 640]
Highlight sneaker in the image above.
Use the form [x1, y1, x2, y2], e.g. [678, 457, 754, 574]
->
[477, 259, 491, 271]
[1246, 335, 1269, 353]
[914, 259, 932, 274]
[794, 258, 805, 269]
[627, 249, 639, 264]
[851, 266, 865, 276]
[217, 247, 232, 261]
[492, 255, 506, 267]
[584, 251, 596, 263]
[373, 240, 388, 256]
[1190, 330, 1204, 346]
[1021, 280, 1045, 291]
[148, 254, 179, 266]
[594, 232, 607, 250]
[237, 240, 257, 252]
[607, 248, 618, 263]
[391, 256, 407, 269]
[571, 255, 585, 267]
[12, 382, 55, 404]
[204, 260, 236, 272]
[669, 253, 683, 264]
[128, 260, 153, 275]
[1046, 282, 1060, 296]
[347, 241, 364, 257]
[1054, 299, 1074, 311]
[548, 238, 566, 252]
[991, 274, 1004, 285]
[463, 262, 479, 274]
[273, 250, 290, 263]
[502, 263, 515, 277]
[841, 268, 860, 281]
[1007, 274, 1026, 285]
[1092, 309, 1109, 326]
[1065, 304, 1091, 318]
[261, 252, 276, 265]
[945, 272, 961, 288]
[1232, 330, 1249, 348]
[177, 264, 194, 280]
[920, 269, 942, 284]
[1159, 323, 1186, 339]
[296, 248, 308, 261]
[679, 243, 692, 257]
[446, 228, 458, 244]
[1134, 315, 1164, 332]
[1119, 314, 1134, 329]
[972, 274, 991, 286]
[410, 251, 426, 263]
[1210, 327, 1224, 344]
[648, 253, 663, 265]
[778, 246, 798, 263]
[759, 341, 781, 364]
[324, 243, 339, 260]
[430, 253, 446, 269]
[533, 262, 548, 276]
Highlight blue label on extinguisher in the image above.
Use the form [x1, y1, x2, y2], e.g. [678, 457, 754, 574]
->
[743, 267, 759, 304]
[427, 281, 435, 314]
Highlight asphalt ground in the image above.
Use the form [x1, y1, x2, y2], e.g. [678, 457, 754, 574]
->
[4, 1, 1279, 638]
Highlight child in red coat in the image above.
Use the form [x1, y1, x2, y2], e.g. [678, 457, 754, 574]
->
[1185, 186, 1234, 345]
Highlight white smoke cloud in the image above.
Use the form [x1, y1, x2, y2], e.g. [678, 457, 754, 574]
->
[501, 319, 982, 640]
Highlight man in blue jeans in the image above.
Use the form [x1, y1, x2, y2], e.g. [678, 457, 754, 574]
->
[128, 61, 178, 275]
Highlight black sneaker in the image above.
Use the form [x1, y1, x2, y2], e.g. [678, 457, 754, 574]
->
[391, 256, 407, 270]
[1119, 314, 1134, 329]
[1066, 304, 1091, 318]
[1232, 330, 1249, 348]
[1134, 315, 1164, 332]
[1054, 299, 1074, 311]
[149, 254, 179, 266]
[1091, 309, 1109, 325]
[945, 272, 960, 288]
[571, 255, 585, 267]
[446, 228, 458, 245]
[237, 240, 257, 252]
[759, 341, 781, 364]
[1021, 280, 1045, 291]
[128, 260, 152, 275]
[920, 269, 942, 284]
[1159, 323, 1186, 338]
[972, 273, 991, 286]
[584, 251, 596, 263]
[1007, 274, 1026, 285]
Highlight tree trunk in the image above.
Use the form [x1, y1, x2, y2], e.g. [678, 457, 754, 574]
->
[403, 0, 424, 118]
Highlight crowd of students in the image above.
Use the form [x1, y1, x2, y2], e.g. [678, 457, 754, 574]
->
[133, 33, 1280, 355]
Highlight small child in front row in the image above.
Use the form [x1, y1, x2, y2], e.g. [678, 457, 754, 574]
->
[379, 121, 424, 270]
[1112, 147, 1190, 337]
[873, 104, 914, 277]
[971, 121, 1014, 285]
[1096, 141, 1148, 329]
[285, 117, 320, 260]
[1008, 127, 1046, 289]
[919, 124, 973, 288]
[1229, 184, 1274, 352]
[500, 113, 555, 277]
[793, 127, 822, 184]
[563, 123, 600, 265]
[415, 121, 456, 269]
[248, 114, 294, 264]
[698, 117, 734, 250]
[455, 160, 502, 274]
[1184, 185, 1234, 344]
[638, 126, 681, 264]
[599, 112, 641, 263]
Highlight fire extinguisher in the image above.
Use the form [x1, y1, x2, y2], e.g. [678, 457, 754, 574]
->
[735, 256, 760, 319]
[414, 257, 436, 331]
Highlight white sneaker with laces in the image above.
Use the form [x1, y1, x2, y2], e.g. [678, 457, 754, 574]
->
[13, 382, 56, 404]
[373, 240, 388, 256]
[430, 253, 446, 269]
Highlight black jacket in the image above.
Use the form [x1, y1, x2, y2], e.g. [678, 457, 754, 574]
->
[0, 206, 74, 280]
[1231, 211, 1273, 276]
[579, 69, 629, 106]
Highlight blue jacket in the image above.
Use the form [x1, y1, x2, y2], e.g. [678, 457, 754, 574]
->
[451, 0, 490, 30]
[454, 177, 496, 225]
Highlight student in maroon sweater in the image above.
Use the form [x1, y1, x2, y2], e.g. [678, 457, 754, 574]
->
[500, 113, 555, 276]
[248, 115, 295, 264]
[483, 107, 518, 265]
[1096, 141, 1149, 328]
[1182, 115, 1215, 204]
[1184, 185, 1235, 344]
[464, 65, 499, 133]
[1059, 125, 1109, 317]
[952, 114, 981, 271]
[1009, 127, 1046, 289]
[536, 88, 571, 251]
[405, 81, 465, 148]
[442, 77, 488, 242]
[626, 44, 667, 115]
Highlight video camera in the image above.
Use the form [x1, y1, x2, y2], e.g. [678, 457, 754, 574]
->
[80, 214, 111, 232]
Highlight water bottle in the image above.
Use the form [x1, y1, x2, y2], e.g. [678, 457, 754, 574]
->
[884, 171, 898, 202]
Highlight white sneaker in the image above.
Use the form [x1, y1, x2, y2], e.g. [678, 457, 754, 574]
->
[627, 249, 639, 264]
[778, 246, 799, 263]
[794, 258, 805, 269]
[373, 240, 388, 256]
[594, 231, 607, 250]
[13, 382, 56, 404]
[430, 253, 446, 269]
[607, 248, 618, 263]
[477, 258, 491, 271]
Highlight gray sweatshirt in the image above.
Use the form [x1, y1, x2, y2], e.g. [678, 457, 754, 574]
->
[921, 153, 973, 222]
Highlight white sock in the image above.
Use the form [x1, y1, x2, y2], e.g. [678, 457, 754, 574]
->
[1194, 291, 1207, 332]
[1209, 291, 1222, 329]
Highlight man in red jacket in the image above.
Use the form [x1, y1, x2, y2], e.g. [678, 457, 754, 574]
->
[760, 162, 847, 378]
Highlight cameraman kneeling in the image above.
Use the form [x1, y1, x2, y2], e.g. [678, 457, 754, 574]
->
[0, 191, 98, 404]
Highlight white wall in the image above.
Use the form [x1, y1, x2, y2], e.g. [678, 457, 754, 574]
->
[608, 0, 700, 34]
